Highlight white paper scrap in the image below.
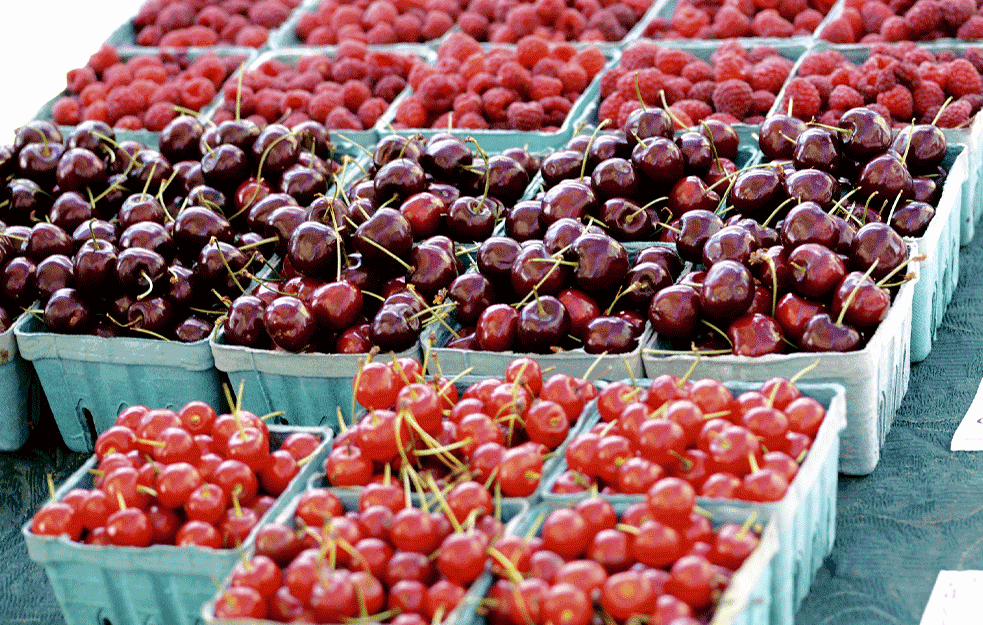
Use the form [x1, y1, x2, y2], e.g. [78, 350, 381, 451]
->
[920, 571, 983, 624]
[951, 377, 983, 450]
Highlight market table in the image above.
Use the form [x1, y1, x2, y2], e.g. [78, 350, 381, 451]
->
[1, 217, 982, 625]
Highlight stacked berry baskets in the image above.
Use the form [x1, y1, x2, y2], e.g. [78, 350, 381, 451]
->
[12, 0, 983, 623]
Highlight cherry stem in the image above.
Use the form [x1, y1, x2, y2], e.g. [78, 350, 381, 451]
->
[487, 546, 525, 584]
[761, 196, 795, 228]
[788, 358, 822, 386]
[358, 235, 413, 272]
[579, 120, 611, 180]
[700, 319, 733, 348]
[46, 474, 57, 502]
[426, 474, 464, 533]
[116, 492, 127, 512]
[875, 253, 925, 288]
[931, 97, 954, 127]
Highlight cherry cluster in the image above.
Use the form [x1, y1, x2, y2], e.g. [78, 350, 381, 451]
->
[53, 45, 246, 130]
[779, 44, 983, 128]
[131, 0, 301, 47]
[597, 40, 796, 128]
[553, 374, 823, 501]
[644, 0, 831, 39]
[210, 44, 419, 132]
[820, 0, 983, 42]
[394, 33, 606, 131]
[484, 497, 762, 625]
[328, 356, 597, 498]
[29, 400, 323, 549]
[212, 480, 506, 621]
[220, 133, 541, 355]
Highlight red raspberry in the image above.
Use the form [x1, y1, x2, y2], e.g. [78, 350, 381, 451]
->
[960, 93, 983, 113]
[482, 86, 519, 121]
[541, 95, 572, 125]
[668, 106, 695, 129]
[531, 75, 564, 100]
[805, 75, 833, 103]
[517, 36, 550, 69]
[309, 89, 345, 121]
[468, 72, 498, 94]
[749, 57, 792, 93]
[374, 75, 407, 101]
[904, 0, 940, 38]
[713, 57, 750, 83]
[342, 80, 372, 112]
[440, 33, 484, 63]
[598, 92, 625, 124]
[918, 61, 946, 87]
[942, 0, 975, 28]
[712, 79, 753, 119]
[357, 97, 388, 128]
[52, 97, 81, 125]
[671, 3, 710, 37]
[964, 48, 983, 74]
[902, 47, 936, 66]
[574, 47, 607, 79]
[423, 11, 455, 40]
[751, 90, 776, 115]
[254, 88, 285, 122]
[665, 77, 692, 104]
[394, 95, 428, 127]
[712, 5, 752, 37]
[456, 112, 489, 129]
[880, 16, 908, 40]
[912, 80, 945, 117]
[946, 59, 983, 98]
[506, 100, 546, 130]
[753, 9, 794, 36]
[151, 83, 182, 108]
[616, 99, 643, 128]
[617, 68, 664, 103]
[928, 99, 972, 126]
[794, 9, 824, 32]
[326, 105, 363, 129]
[747, 45, 780, 64]
[798, 50, 843, 76]
[681, 60, 714, 84]
[88, 44, 120, 75]
[712, 40, 750, 64]
[558, 63, 589, 93]
[841, 7, 864, 36]
[599, 67, 625, 98]
[862, 1, 893, 33]
[687, 80, 716, 104]
[453, 91, 484, 116]
[876, 84, 914, 121]
[417, 74, 458, 114]
[142, 101, 177, 132]
[819, 109, 844, 126]
[656, 49, 693, 76]
[828, 84, 864, 110]
[333, 58, 369, 83]
[66, 67, 98, 94]
[557, 8, 588, 39]
[620, 42, 660, 72]
[820, 17, 856, 42]
[499, 61, 533, 96]
[673, 98, 713, 123]
[779, 77, 822, 120]
[180, 76, 217, 111]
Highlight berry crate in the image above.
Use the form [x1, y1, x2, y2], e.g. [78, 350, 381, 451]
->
[539, 381, 847, 625]
[23, 423, 333, 625]
[0, 313, 43, 451]
[210, 324, 423, 427]
[200, 479, 530, 625]
[377, 45, 618, 154]
[641, 243, 917, 476]
[14, 314, 224, 453]
[459, 500, 780, 625]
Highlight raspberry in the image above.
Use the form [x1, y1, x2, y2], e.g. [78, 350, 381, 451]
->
[440, 33, 484, 63]
[904, 0, 940, 38]
[254, 88, 285, 122]
[712, 5, 753, 37]
[862, 1, 893, 33]
[960, 93, 983, 113]
[687, 80, 716, 104]
[417, 74, 458, 114]
[818, 108, 844, 126]
[946, 59, 983, 98]
[753, 9, 795, 36]
[394, 95, 427, 127]
[712, 40, 750, 65]
[142, 101, 177, 131]
[283, 89, 312, 112]
[712, 79, 753, 119]
[599, 67, 625, 98]
[517, 36, 550, 69]
[820, 17, 856, 42]
[367, 22, 398, 44]
[841, 6, 864, 36]
[876, 84, 914, 121]
[911, 80, 944, 117]
[598, 92, 625, 124]
[669, 106, 696, 129]
[88, 43, 120, 75]
[620, 42, 660, 72]
[780, 77, 822, 120]
[540, 95, 572, 125]
[66, 67, 98, 94]
[453, 91, 484, 116]
[673, 98, 713, 123]
[180, 76, 217, 110]
[656, 49, 693, 76]
[681, 60, 714, 84]
[558, 63, 589, 93]
[671, 3, 710, 37]
[151, 83, 182, 107]
[374, 74, 407, 101]
[574, 47, 607, 78]
[456, 111, 490, 128]
[957, 18, 983, 41]
[805, 75, 833, 104]
[482, 86, 519, 121]
[326, 105, 363, 130]
[357, 97, 388, 127]
[752, 90, 776, 115]
[506, 100, 546, 130]
[828, 84, 864, 110]
[793, 8, 824, 31]
[333, 58, 369, 84]
[880, 15, 908, 40]
[616, 99, 643, 129]
[498, 61, 533, 96]
[309, 89, 345, 121]
[557, 8, 588, 39]
[937, 51, 958, 63]
[531, 74, 564, 100]
[713, 57, 750, 83]
[964, 47, 983, 74]
[423, 11, 455, 39]
[665, 77, 691, 104]
[749, 56, 792, 93]
[52, 97, 81, 125]
[618, 68, 664, 103]
[82, 101, 109, 124]
[918, 61, 946, 87]
[467, 72, 498, 94]
[798, 50, 842, 77]
[940, 0, 973, 26]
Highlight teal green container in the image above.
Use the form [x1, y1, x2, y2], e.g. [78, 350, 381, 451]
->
[23, 424, 333, 625]
[0, 314, 40, 451]
[14, 314, 223, 453]
[538, 381, 846, 625]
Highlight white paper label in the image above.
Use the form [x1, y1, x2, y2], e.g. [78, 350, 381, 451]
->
[920, 571, 983, 624]
[951, 377, 983, 450]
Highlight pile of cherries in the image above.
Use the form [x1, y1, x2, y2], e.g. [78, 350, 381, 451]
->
[552, 373, 825, 501]
[221, 132, 540, 354]
[29, 399, 323, 549]
[483, 496, 762, 625]
[325, 355, 597, 498]
[211, 479, 507, 621]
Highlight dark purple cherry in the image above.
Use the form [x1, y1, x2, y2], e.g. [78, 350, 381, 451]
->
[43, 287, 93, 334]
[18, 141, 64, 187]
[636, 246, 682, 277]
[160, 115, 205, 163]
[215, 119, 261, 153]
[571, 232, 629, 296]
[446, 197, 498, 242]
[224, 295, 270, 348]
[583, 316, 638, 354]
[35, 254, 74, 302]
[517, 295, 570, 353]
[116, 247, 166, 297]
[601, 198, 652, 241]
[891, 201, 934, 237]
[251, 124, 299, 175]
[56, 148, 107, 192]
[858, 153, 913, 209]
[266, 205, 308, 254]
[195, 240, 247, 292]
[127, 296, 175, 334]
[851, 222, 907, 281]
[475, 303, 519, 351]
[247, 193, 298, 233]
[702, 224, 757, 267]
[13, 120, 62, 154]
[543, 218, 588, 255]
[421, 136, 472, 181]
[793, 128, 840, 175]
[287, 221, 342, 280]
[540, 150, 584, 187]
[676, 131, 714, 177]
[758, 114, 806, 161]
[279, 165, 327, 206]
[354, 207, 413, 269]
[120, 222, 175, 262]
[780, 202, 837, 249]
[409, 243, 458, 296]
[50, 192, 97, 233]
[541, 180, 596, 227]
[698, 119, 739, 162]
[831, 271, 891, 329]
[800, 314, 861, 352]
[700, 259, 754, 322]
[174, 315, 212, 342]
[585, 133, 630, 170]
[447, 273, 496, 327]
[264, 296, 316, 352]
[789, 243, 845, 299]
[119, 193, 167, 228]
[838, 107, 892, 162]
[891, 124, 946, 175]
[477, 236, 523, 287]
[624, 108, 675, 147]
[590, 157, 637, 201]
[374, 159, 426, 204]
[6, 178, 50, 224]
[623, 261, 673, 311]
[783, 169, 839, 209]
[506, 200, 545, 241]
[676, 209, 723, 264]
[165, 265, 200, 308]
[373, 135, 423, 170]
[173, 206, 235, 261]
[728, 313, 785, 356]
[511, 241, 569, 297]
[502, 147, 541, 178]
[648, 284, 701, 340]
[0, 256, 37, 306]
[632, 137, 684, 186]
[667, 176, 720, 217]
[728, 168, 784, 222]
[26, 222, 73, 261]
[370, 303, 421, 353]
[128, 150, 173, 195]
